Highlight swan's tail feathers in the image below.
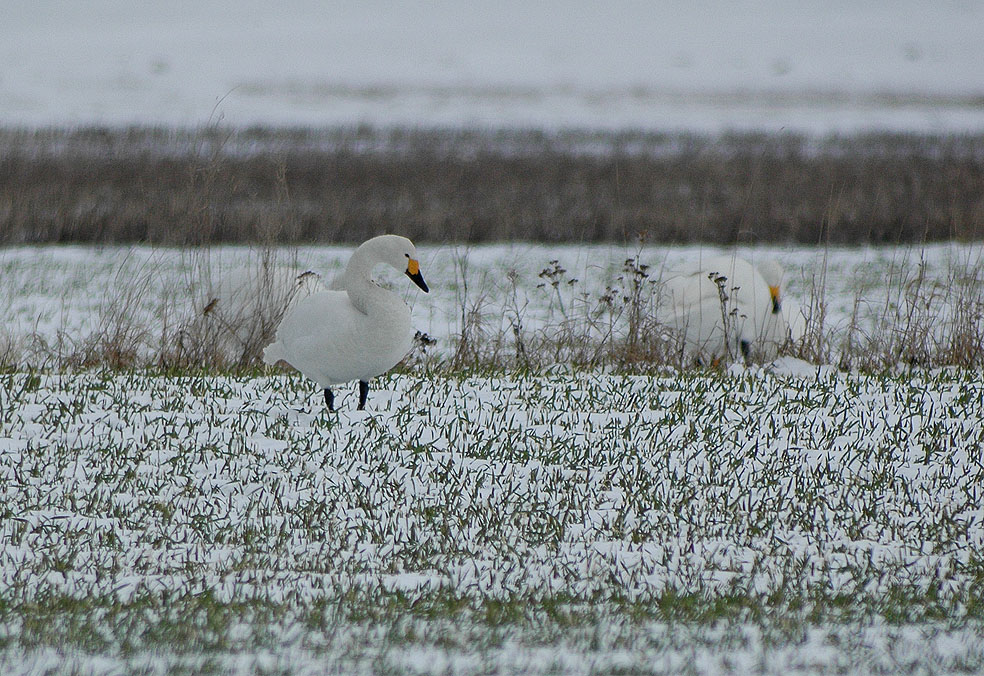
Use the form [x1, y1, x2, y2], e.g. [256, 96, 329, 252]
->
[262, 341, 286, 366]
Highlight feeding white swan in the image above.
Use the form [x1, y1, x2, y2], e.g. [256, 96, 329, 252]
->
[660, 255, 800, 364]
[262, 235, 429, 411]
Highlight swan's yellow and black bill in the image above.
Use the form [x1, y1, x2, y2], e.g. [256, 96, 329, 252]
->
[406, 258, 429, 292]
[768, 285, 781, 314]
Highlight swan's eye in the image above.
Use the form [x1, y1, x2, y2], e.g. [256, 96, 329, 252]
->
[405, 253, 410, 258]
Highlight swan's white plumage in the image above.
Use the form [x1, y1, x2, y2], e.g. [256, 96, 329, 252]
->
[262, 235, 425, 391]
[199, 266, 327, 363]
[660, 255, 797, 363]
[783, 298, 808, 344]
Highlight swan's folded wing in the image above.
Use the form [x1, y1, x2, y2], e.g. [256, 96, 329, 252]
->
[264, 290, 387, 385]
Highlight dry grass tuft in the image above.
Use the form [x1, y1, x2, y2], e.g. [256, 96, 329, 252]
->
[159, 245, 308, 370]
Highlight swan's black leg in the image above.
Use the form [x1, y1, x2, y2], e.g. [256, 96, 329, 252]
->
[358, 380, 369, 410]
[740, 339, 751, 363]
[324, 388, 335, 411]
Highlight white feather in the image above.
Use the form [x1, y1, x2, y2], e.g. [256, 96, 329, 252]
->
[262, 235, 426, 390]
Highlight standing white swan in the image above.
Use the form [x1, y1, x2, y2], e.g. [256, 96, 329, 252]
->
[262, 235, 429, 410]
[660, 255, 798, 364]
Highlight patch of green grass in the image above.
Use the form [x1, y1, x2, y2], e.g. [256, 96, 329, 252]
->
[1, 368, 983, 673]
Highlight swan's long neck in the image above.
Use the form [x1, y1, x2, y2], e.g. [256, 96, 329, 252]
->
[342, 243, 391, 315]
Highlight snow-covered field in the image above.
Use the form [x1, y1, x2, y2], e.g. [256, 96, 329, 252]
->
[4, 3, 984, 672]
[1, 364, 983, 674]
[5, 1, 984, 134]
[1, 243, 984, 673]
[2, 242, 982, 369]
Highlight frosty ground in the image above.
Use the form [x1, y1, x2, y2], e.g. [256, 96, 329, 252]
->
[1, 244, 983, 674]
[3, 242, 982, 369]
[1, 365, 982, 675]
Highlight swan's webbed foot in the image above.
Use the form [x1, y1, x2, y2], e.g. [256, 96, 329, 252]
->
[358, 381, 369, 410]
[324, 388, 335, 411]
